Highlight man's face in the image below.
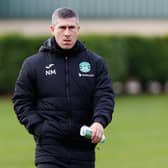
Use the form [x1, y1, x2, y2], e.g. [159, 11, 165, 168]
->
[50, 17, 80, 49]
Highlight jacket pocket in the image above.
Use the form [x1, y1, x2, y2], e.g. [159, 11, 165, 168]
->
[35, 120, 48, 145]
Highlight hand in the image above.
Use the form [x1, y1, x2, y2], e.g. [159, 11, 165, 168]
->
[90, 122, 104, 144]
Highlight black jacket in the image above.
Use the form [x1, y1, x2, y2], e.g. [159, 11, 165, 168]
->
[12, 37, 115, 162]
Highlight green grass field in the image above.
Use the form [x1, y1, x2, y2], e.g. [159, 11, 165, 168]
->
[0, 95, 168, 168]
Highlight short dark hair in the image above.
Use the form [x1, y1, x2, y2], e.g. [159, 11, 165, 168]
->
[52, 7, 79, 24]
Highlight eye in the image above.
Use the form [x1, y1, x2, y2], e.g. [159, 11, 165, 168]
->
[69, 26, 75, 30]
[59, 26, 66, 30]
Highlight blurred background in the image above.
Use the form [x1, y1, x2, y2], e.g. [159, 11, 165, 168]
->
[1, 0, 168, 36]
[0, 0, 168, 168]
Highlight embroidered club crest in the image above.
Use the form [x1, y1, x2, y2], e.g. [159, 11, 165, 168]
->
[79, 62, 91, 73]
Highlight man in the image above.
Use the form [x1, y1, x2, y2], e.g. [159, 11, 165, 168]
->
[12, 7, 115, 168]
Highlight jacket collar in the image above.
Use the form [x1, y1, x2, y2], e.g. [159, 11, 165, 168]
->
[39, 36, 86, 56]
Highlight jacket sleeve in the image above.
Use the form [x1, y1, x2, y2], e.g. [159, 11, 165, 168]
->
[92, 57, 115, 128]
[12, 58, 43, 135]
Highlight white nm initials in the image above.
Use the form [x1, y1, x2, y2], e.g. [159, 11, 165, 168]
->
[45, 69, 56, 76]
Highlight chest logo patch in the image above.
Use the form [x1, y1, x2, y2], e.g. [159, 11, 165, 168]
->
[45, 64, 56, 76]
[79, 62, 91, 73]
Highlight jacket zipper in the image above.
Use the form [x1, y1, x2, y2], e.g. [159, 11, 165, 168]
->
[65, 56, 70, 103]
[65, 56, 72, 130]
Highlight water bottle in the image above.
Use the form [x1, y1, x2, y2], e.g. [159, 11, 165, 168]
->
[80, 125, 106, 143]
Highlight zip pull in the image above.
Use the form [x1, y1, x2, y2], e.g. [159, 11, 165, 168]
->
[65, 56, 68, 60]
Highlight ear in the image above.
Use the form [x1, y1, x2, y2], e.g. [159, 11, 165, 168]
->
[49, 25, 55, 35]
[77, 25, 80, 34]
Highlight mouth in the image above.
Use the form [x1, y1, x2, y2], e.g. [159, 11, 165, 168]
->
[63, 39, 72, 46]
[63, 39, 71, 43]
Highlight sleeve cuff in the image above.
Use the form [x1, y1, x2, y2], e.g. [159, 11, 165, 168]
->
[93, 117, 107, 128]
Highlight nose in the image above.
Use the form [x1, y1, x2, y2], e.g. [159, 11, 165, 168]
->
[64, 28, 70, 36]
